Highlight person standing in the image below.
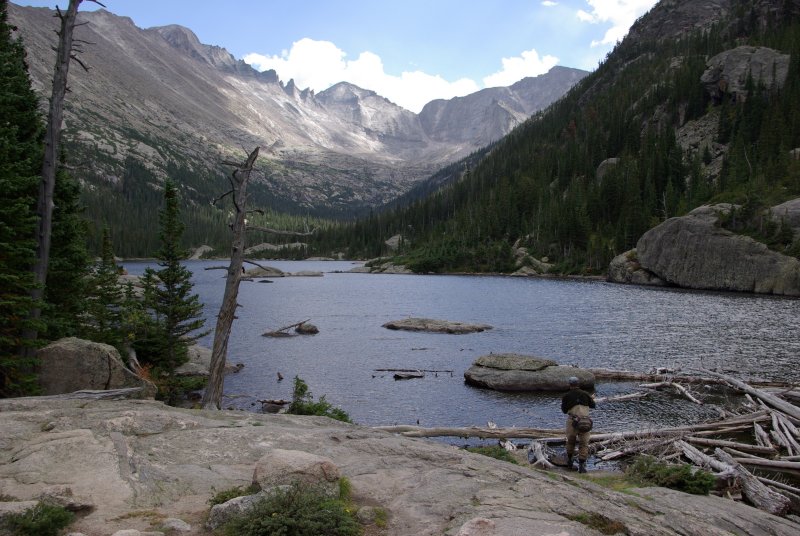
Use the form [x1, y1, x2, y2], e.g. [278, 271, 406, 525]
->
[561, 376, 595, 473]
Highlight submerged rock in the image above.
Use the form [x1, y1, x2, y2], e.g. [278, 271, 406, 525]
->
[464, 353, 594, 391]
[383, 317, 493, 334]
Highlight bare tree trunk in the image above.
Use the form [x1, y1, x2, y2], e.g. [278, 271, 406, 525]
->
[201, 147, 259, 409]
[26, 0, 84, 342]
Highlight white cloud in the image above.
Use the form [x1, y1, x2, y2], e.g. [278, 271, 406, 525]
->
[541, 0, 558, 6]
[482, 48, 559, 88]
[244, 38, 479, 113]
[575, 0, 658, 46]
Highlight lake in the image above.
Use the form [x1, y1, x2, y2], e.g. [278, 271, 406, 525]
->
[124, 260, 800, 438]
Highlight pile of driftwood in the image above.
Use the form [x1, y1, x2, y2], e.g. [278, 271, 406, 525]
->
[587, 368, 799, 516]
[376, 367, 800, 517]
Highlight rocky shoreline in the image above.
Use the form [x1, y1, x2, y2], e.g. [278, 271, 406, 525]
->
[2, 398, 799, 536]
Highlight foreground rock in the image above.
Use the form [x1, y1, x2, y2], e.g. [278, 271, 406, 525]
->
[634, 204, 800, 295]
[0, 399, 797, 536]
[37, 338, 156, 398]
[174, 344, 243, 377]
[383, 317, 493, 334]
[464, 353, 594, 391]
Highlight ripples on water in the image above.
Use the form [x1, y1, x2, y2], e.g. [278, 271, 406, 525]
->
[125, 260, 800, 438]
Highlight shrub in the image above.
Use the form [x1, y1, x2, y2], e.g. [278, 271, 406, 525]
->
[0, 503, 74, 536]
[209, 483, 261, 506]
[625, 455, 715, 495]
[221, 481, 360, 536]
[566, 512, 628, 535]
[288, 376, 352, 423]
[465, 445, 518, 465]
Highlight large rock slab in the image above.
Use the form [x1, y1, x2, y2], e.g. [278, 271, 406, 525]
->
[607, 249, 666, 286]
[701, 46, 790, 103]
[770, 198, 800, 235]
[0, 399, 797, 536]
[464, 353, 594, 391]
[636, 204, 800, 295]
[383, 318, 492, 334]
[37, 338, 156, 398]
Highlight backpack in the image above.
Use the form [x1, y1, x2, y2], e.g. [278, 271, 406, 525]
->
[572, 415, 593, 433]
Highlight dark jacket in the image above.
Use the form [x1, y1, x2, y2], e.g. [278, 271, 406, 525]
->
[561, 388, 596, 414]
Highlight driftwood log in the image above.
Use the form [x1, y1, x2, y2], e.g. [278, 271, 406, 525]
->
[263, 319, 311, 337]
[715, 448, 791, 516]
[12, 388, 144, 400]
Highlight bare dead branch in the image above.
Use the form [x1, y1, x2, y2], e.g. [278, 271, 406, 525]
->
[70, 54, 89, 72]
[246, 225, 316, 236]
[211, 189, 234, 206]
[242, 259, 275, 271]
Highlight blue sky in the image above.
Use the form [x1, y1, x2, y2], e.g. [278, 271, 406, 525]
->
[15, 0, 658, 111]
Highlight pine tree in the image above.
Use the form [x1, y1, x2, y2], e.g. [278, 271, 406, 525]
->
[0, 0, 44, 396]
[84, 227, 125, 351]
[137, 181, 206, 373]
[42, 164, 91, 339]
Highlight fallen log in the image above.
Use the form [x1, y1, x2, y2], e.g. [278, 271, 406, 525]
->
[374, 425, 563, 439]
[754, 423, 775, 449]
[528, 441, 556, 469]
[11, 388, 145, 400]
[696, 369, 800, 421]
[590, 368, 794, 388]
[374, 368, 454, 373]
[685, 436, 777, 456]
[263, 319, 311, 337]
[594, 391, 649, 404]
[756, 476, 800, 496]
[676, 440, 735, 477]
[716, 448, 791, 516]
[732, 458, 800, 473]
[376, 412, 770, 441]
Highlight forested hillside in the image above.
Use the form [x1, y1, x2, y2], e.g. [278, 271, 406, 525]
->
[310, 0, 800, 274]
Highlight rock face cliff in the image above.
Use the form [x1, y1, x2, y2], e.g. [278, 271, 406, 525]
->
[7, 4, 587, 213]
[611, 204, 800, 296]
[1, 398, 798, 536]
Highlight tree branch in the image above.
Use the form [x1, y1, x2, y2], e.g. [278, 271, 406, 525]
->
[246, 225, 316, 236]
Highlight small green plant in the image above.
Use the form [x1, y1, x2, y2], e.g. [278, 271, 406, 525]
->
[338, 476, 353, 501]
[566, 512, 628, 535]
[625, 455, 715, 495]
[288, 376, 352, 423]
[373, 507, 388, 528]
[0, 503, 74, 536]
[465, 445, 518, 465]
[209, 483, 261, 506]
[221, 481, 360, 536]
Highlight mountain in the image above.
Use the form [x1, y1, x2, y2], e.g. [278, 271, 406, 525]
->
[7, 3, 587, 217]
[418, 68, 588, 147]
[322, 0, 800, 282]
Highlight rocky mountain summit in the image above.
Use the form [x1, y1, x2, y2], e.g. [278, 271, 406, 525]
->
[7, 3, 587, 213]
[2, 398, 798, 535]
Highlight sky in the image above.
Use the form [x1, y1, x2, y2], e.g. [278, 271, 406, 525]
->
[15, 0, 659, 112]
